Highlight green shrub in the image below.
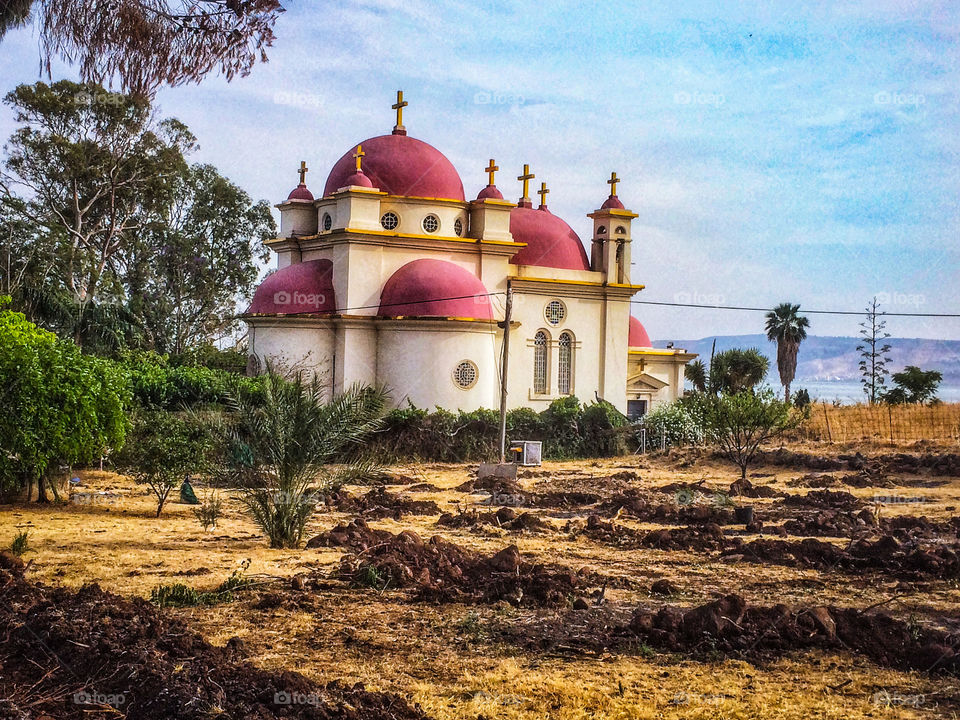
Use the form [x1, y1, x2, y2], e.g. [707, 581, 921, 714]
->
[638, 401, 705, 448]
[10, 530, 29, 556]
[151, 560, 252, 607]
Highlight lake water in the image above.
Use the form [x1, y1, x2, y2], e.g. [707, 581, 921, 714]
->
[794, 380, 960, 405]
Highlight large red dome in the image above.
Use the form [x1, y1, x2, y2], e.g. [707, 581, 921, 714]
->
[629, 316, 652, 348]
[378, 259, 492, 319]
[508, 206, 590, 271]
[324, 135, 465, 201]
[247, 259, 337, 315]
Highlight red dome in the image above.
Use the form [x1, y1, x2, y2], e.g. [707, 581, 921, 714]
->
[476, 184, 503, 200]
[324, 135, 464, 200]
[629, 316, 652, 348]
[601, 194, 624, 210]
[287, 183, 314, 202]
[378, 259, 492, 319]
[508, 206, 590, 271]
[343, 170, 373, 188]
[247, 259, 337, 315]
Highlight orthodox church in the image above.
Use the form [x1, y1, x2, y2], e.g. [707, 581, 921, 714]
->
[243, 92, 695, 417]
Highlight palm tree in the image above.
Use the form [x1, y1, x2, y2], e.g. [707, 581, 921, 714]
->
[684, 360, 707, 393]
[216, 372, 388, 548]
[765, 303, 810, 403]
[711, 348, 770, 394]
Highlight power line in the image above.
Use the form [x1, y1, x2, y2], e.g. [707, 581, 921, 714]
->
[631, 299, 960, 318]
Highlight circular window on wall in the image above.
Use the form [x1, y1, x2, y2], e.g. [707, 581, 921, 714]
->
[380, 211, 399, 230]
[422, 214, 440, 233]
[544, 299, 566, 326]
[454, 218, 463, 236]
[322, 213, 332, 231]
[452, 360, 478, 389]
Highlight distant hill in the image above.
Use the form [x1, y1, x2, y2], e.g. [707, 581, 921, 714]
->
[657, 335, 960, 384]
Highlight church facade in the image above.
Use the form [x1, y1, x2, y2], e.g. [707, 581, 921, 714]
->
[243, 93, 694, 417]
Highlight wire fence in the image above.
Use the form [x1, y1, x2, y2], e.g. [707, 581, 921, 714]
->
[798, 402, 960, 443]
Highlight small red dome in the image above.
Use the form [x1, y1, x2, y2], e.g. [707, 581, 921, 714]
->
[601, 195, 624, 210]
[247, 259, 337, 315]
[343, 171, 373, 188]
[324, 135, 464, 200]
[378, 259, 492, 319]
[629, 316, 652, 348]
[508, 206, 590, 271]
[476, 184, 503, 200]
[287, 184, 315, 202]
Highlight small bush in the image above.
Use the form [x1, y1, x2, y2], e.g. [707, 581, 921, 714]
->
[10, 530, 29, 556]
[151, 560, 252, 607]
[193, 490, 223, 531]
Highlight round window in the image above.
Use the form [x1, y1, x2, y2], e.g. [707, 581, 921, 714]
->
[453, 360, 478, 389]
[454, 218, 463, 236]
[422, 214, 440, 233]
[380, 211, 399, 230]
[322, 213, 332, 231]
[545, 300, 566, 326]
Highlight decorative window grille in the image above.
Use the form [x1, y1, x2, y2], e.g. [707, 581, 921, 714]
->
[533, 331, 548, 394]
[453, 360, 478, 389]
[545, 300, 566, 326]
[322, 213, 332, 231]
[422, 214, 440, 233]
[454, 218, 463, 236]
[380, 211, 399, 230]
[558, 332, 573, 395]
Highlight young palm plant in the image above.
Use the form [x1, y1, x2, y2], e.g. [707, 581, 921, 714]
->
[764, 302, 810, 403]
[217, 372, 387, 549]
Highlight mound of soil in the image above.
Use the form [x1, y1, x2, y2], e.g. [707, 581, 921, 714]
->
[760, 449, 960, 478]
[596, 490, 735, 525]
[568, 515, 728, 552]
[782, 489, 863, 511]
[531, 473, 636, 499]
[787, 473, 839, 488]
[437, 507, 553, 533]
[326, 486, 441, 520]
[455, 476, 523, 495]
[729, 477, 783, 498]
[405, 482, 441, 492]
[779, 508, 879, 538]
[729, 535, 960, 579]
[0, 553, 427, 720]
[525, 490, 603, 509]
[324, 521, 585, 607]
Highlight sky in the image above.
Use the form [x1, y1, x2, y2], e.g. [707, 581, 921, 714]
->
[0, 0, 958, 341]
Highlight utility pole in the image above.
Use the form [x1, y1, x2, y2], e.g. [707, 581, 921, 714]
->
[498, 280, 513, 463]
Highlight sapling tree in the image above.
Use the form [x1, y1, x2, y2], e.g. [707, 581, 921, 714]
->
[703, 389, 801, 481]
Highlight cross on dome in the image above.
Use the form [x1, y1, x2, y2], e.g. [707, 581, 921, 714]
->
[392, 90, 408, 135]
[485, 158, 499, 186]
[607, 171, 620, 196]
[298, 160, 308, 185]
[517, 164, 535, 205]
[352, 144, 365, 172]
[537, 181, 549, 208]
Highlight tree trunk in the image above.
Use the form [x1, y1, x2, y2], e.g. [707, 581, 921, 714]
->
[36, 475, 49, 503]
[785, 382, 791, 404]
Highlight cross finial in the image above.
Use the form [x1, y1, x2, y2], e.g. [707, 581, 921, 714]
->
[298, 160, 308, 185]
[485, 158, 499, 186]
[537, 181, 549, 207]
[607, 171, 620, 196]
[517, 164, 535, 201]
[352, 145, 365, 172]
[392, 90, 408, 134]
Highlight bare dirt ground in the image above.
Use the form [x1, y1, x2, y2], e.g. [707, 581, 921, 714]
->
[4, 439, 960, 719]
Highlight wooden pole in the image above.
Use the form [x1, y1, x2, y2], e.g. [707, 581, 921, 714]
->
[823, 402, 833, 443]
[498, 280, 513, 464]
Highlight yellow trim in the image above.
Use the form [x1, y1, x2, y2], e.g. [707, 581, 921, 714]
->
[515, 276, 644, 291]
[343, 227, 524, 247]
[629, 348, 696, 357]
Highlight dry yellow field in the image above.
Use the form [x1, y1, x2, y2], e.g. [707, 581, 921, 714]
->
[4, 443, 960, 719]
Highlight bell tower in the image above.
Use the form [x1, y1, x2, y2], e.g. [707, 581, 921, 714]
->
[589, 171, 638, 284]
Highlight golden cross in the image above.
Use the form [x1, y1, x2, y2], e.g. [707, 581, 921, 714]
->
[352, 145, 365, 172]
[517, 164, 535, 199]
[485, 158, 499, 185]
[537, 181, 549, 206]
[607, 171, 620, 196]
[298, 160, 308, 184]
[392, 90, 408, 129]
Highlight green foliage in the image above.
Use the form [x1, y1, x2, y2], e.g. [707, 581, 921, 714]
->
[793, 388, 811, 408]
[709, 348, 770, 394]
[858, 297, 893, 404]
[0, 301, 129, 498]
[151, 560, 252, 608]
[10, 530, 29, 556]
[115, 409, 212, 516]
[639, 400, 706, 447]
[703, 389, 801, 480]
[214, 373, 388, 548]
[192, 490, 223, 531]
[684, 360, 707, 393]
[884, 366, 942, 405]
[765, 302, 810, 402]
[122, 350, 264, 409]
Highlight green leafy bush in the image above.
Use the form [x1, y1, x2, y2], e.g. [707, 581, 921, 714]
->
[122, 350, 264, 409]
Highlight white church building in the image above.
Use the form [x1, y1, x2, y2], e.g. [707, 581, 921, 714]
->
[244, 93, 695, 418]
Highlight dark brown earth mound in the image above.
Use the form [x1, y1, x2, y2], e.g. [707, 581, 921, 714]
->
[568, 515, 728, 552]
[455, 476, 523, 495]
[782, 489, 863, 511]
[437, 507, 553, 533]
[758, 449, 960, 477]
[779, 508, 879, 537]
[326, 486, 441, 520]
[318, 520, 585, 607]
[729, 477, 783, 498]
[595, 490, 735, 525]
[405, 482, 441, 492]
[0, 553, 427, 720]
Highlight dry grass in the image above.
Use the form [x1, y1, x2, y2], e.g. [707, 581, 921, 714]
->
[4, 447, 960, 719]
[799, 402, 960, 443]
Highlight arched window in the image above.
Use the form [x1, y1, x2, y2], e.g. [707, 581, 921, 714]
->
[558, 332, 573, 395]
[533, 330, 548, 394]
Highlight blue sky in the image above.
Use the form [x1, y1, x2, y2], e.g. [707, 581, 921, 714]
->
[1, 0, 957, 340]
